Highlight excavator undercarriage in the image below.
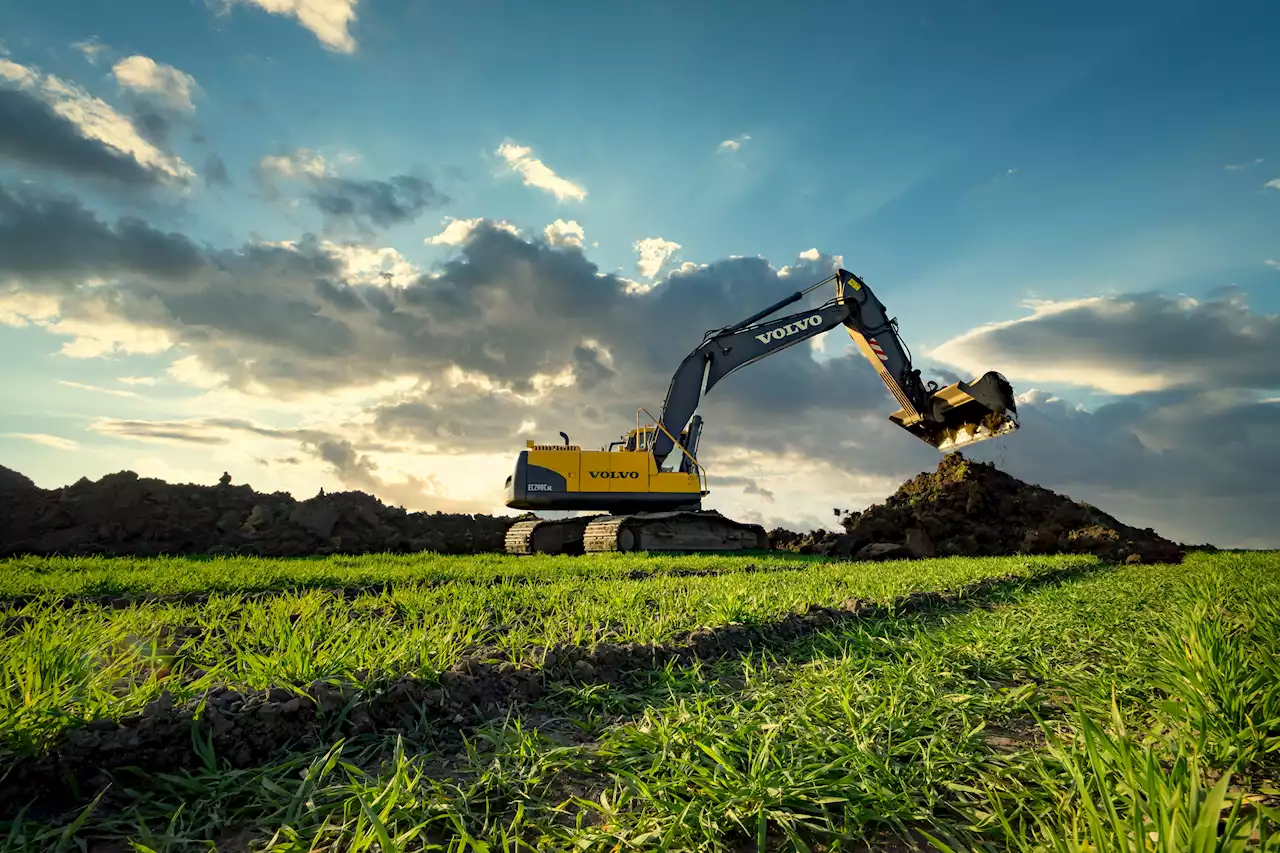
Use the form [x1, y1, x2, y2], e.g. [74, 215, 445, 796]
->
[505, 511, 769, 556]
[502, 268, 1019, 556]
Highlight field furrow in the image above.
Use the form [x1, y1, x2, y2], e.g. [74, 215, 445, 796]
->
[2, 550, 1277, 853]
[0, 559, 1100, 818]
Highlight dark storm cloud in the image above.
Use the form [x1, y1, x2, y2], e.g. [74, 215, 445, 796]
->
[933, 287, 1280, 392]
[0, 183, 205, 284]
[0, 87, 160, 186]
[307, 174, 446, 231]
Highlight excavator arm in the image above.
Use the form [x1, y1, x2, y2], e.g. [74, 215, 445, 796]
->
[650, 268, 1018, 469]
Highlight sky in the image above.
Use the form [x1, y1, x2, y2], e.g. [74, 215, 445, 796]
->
[0, 0, 1277, 548]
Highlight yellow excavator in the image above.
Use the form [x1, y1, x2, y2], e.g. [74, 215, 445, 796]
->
[503, 268, 1019, 554]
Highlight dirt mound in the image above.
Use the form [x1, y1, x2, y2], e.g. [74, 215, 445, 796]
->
[0, 467, 522, 558]
[770, 453, 1186, 564]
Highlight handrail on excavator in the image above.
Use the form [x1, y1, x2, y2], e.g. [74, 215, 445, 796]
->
[637, 406, 708, 494]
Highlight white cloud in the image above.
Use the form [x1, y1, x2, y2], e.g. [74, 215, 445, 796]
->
[0, 58, 194, 181]
[1224, 158, 1264, 170]
[264, 238, 421, 286]
[111, 55, 199, 112]
[0, 290, 60, 327]
[1265, 179, 1280, 191]
[544, 219, 585, 248]
[797, 248, 821, 261]
[258, 148, 334, 179]
[57, 379, 141, 398]
[633, 237, 682, 279]
[717, 134, 751, 153]
[495, 140, 587, 201]
[72, 38, 109, 65]
[425, 216, 520, 246]
[119, 376, 159, 386]
[167, 355, 228, 389]
[6, 433, 81, 450]
[322, 242, 420, 286]
[1266, 259, 1280, 270]
[225, 0, 360, 53]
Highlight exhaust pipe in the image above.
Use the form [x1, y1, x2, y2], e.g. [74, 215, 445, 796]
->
[890, 371, 1020, 451]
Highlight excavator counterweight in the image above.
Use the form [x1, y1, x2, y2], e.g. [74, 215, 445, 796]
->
[502, 266, 1020, 555]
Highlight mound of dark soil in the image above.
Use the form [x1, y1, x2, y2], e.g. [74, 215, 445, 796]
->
[769, 453, 1186, 564]
[0, 466, 522, 558]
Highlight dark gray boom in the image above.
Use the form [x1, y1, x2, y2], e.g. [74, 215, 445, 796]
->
[650, 269, 1019, 469]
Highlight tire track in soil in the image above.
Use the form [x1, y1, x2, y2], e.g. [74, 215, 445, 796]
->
[0, 560, 814, 614]
[0, 562, 1107, 819]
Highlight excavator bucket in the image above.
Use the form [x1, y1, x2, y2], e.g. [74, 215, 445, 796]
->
[890, 371, 1019, 452]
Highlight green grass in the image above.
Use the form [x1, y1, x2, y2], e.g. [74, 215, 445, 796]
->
[2, 549, 1278, 852]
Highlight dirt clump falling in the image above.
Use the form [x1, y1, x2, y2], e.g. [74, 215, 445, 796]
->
[769, 452, 1186, 564]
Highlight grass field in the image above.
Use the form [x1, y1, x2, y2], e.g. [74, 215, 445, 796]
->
[2, 549, 1278, 851]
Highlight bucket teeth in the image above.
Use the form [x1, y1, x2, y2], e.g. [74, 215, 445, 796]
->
[891, 371, 1019, 451]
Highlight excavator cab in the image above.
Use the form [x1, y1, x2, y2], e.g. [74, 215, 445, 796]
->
[890, 371, 1020, 451]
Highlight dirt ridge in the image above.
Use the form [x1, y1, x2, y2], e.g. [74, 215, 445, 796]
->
[0, 561, 1102, 818]
[0, 466, 520, 558]
[0, 561, 820, 614]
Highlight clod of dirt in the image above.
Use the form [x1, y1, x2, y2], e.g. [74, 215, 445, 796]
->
[0, 466, 525, 558]
[769, 452, 1187, 563]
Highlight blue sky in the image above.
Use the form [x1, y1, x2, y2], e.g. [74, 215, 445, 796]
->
[1, 0, 1277, 546]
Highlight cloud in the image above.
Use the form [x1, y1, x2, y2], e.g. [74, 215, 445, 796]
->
[72, 38, 109, 65]
[0, 58, 194, 184]
[118, 376, 158, 385]
[0, 82, 166, 187]
[58, 379, 141, 398]
[308, 174, 445, 231]
[717, 134, 751, 153]
[314, 240, 420, 286]
[224, 0, 360, 53]
[204, 153, 232, 188]
[258, 148, 334, 179]
[111, 55, 199, 112]
[1266, 179, 1280, 191]
[1224, 158, 1264, 170]
[634, 236, 682, 279]
[544, 219, 584, 248]
[257, 149, 444, 232]
[425, 216, 519, 246]
[0, 182, 206, 287]
[6, 433, 80, 450]
[495, 140, 587, 201]
[930, 289, 1280, 395]
[1266, 259, 1279, 270]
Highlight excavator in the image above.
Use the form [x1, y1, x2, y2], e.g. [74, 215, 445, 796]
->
[503, 268, 1019, 555]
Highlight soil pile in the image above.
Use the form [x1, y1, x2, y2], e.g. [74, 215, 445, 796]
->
[0, 467, 520, 558]
[769, 453, 1186, 564]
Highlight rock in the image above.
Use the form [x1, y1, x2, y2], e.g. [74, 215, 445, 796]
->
[856, 543, 913, 561]
[216, 510, 244, 533]
[288, 501, 340, 539]
[905, 528, 935, 558]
